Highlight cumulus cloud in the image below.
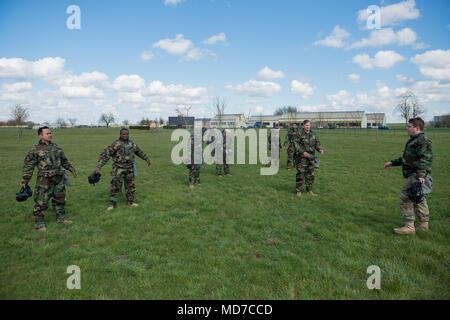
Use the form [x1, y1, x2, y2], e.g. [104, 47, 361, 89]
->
[180, 48, 215, 62]
[0, 57, 65, 80]
[51, 71, 109, 88]
[410, 49, 450, 82]
[112, 74, 146, 92]
[2, 81, 32, 92]
[163, 0, 186, 7]
[348, 74, 360, 82]
[225, 79, 281, 97]
[202, 32, 227, 45]
[397, 74, 415, 84]
[153, 34, 194, 55]
[290, 80, 314, 99]
[313, 25, 350, 48]
[140, 51, 154, 61]
[257, 66, 285, 80]
[60, 85, 105, 99]
[357, 0, 420, 28]
[353, 51, 405, 69]
[348, 27, 417, 49]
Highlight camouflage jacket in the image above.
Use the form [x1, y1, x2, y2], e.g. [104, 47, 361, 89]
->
[97, 138, 150, 169]
[283, 128, 301, 148]
[293, 130, 322, 157]
[391, 132, 432, 178]
[22, 141, 76, 185]
[188, 135, 203, 165]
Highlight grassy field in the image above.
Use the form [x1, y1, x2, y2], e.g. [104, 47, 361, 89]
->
[0, 127, 449, 299]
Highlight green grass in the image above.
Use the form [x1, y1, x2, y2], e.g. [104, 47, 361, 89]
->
[0, 127, 449, 299]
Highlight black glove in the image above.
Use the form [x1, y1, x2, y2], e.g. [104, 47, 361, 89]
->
[88, 172, 102, 186]
[16, 184, 32, 202]
[407, 181, 424, 203]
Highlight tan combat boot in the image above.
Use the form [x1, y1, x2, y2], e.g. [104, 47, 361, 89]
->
[296, 192, 302, 197]
[37, 226, 47, 231]
[129, 203, 139, 207]
[393, 221, 415, 235]
[107, 206, 114, 211]
[59, 219, 72, 225]
[418, 221, 429, 231]
[189, 184, 195, 189]
[307, 191, 318, 197]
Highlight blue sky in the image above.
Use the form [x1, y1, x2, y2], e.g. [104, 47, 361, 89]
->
[0, 0, 449, 124]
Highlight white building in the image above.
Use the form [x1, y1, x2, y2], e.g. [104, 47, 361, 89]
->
[366, 113, 387, 128]
[210, 114, 247, 128]
[279, 111, 368, 128]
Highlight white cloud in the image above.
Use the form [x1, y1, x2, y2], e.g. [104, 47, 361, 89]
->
[397, 74, 415, 84]
[203, 32, 227, 45]
[163, 0, 186, 7]
[348, 27, 417, 49]
[0, 57, 65, 80]
[357, 0, 420, 28]
[410, 49, 450, 82]
[181, 48, 215, 61]
[113, 74, 146, 92]
[290, 80, 314, 99]
[52, 71, 109, 88]
[348, 74, 360, 82]
[60, 85, 105, 99]
[140, 51, 154, 61]
[225, 79, 281, 97]
[313, 25, 350, 48]
[257, 66, 285, 80]
[353, 51, 405, 69]
[153, 34, 194, 55]
[2, 81, 32, 92]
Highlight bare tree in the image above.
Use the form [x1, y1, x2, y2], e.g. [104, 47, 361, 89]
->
[175, 104, 192, 128]
[274, 105, 297, 127]
[122, 119, 129, 126]
[396, 91, 424, 124]
[68, 118, 77, 126]
[213, 97, 226, 128]
[56, 118, 66, 127]
[99, 113, 115, 128]
[11, 104, 29, 143]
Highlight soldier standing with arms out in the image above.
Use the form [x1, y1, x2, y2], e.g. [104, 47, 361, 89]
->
[384, 117, 433, 235]
[93, 128, 151, 210]
[21, 126, 78, 231]
[281, 123, 300, 170]
[294, 120, 324, 197]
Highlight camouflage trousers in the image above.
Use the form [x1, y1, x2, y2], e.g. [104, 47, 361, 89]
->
[286, 145, 295, 169]
[216, 163, 230, 175]
[295, 157, 315, 192]
[188, 164, 201, 185]
[399, 175, 430, 222]
[110, 166, 136, 206]
[33, 174, 66, 228]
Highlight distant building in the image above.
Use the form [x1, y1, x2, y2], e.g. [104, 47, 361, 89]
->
[168, 116, 195, 128]
[248, 115, 280, 128]
[210, 114, 246, 128]
[279, 111, 368, 128]
[366, 113, 387, 128]
[434, 114, 450, 127]
[194, 118, 211, 128]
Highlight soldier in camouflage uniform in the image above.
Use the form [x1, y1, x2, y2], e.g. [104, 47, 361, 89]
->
[293, 120, 324, 197]
[384, 117, 433, 235]
[187, 134, 201, 188]
[215, 129, 231, 177]
[21, 126, 78, 231]
[282, 123, 301, 170]
[94, 128, 151, 210]
[266, 127, 281, 166]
